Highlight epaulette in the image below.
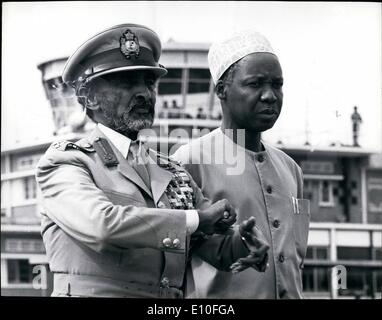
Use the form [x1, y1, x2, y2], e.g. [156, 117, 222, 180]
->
[92, 137, 119, 167]
[50, 140, 95, 153]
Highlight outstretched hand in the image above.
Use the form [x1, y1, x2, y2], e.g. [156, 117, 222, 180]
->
[230, 217, 270, 273]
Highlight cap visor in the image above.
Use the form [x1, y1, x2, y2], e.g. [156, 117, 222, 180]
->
[87, 66, 167, 82]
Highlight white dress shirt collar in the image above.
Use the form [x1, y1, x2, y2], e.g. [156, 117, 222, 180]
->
[97, 123, 132, 159]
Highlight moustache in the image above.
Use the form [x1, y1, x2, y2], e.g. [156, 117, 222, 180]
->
[127, 101, 154, 114]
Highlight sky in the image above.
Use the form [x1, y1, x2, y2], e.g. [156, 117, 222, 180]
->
[2, 1, 382, 151]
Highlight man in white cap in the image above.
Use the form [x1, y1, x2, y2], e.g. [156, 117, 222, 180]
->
[173, 30, 310, 299]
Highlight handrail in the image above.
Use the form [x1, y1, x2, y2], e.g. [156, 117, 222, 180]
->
[304, 259, 382, 269]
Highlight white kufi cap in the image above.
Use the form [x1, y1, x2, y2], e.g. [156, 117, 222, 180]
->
[208, 30, 275, 84]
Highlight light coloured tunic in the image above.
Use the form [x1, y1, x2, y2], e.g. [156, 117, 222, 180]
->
[173, 128, 310, 299]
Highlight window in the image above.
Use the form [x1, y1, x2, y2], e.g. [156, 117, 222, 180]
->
[337, 268, 381, 298]
[24, 176, 37, 200]
[336, 247, 381, 298]
[303, 246, 330, 293]
[1, 156, 7, 173]
[5, 239, 45, 253]
[16, 154, 42, 171]
[303, 180, 313, 200]
[187, 68, 211, 93]
[7, 259, 36, 284]
[301, 161, 335, 174]
[319, 180, 334, 207]
[158, 68, 183, 95]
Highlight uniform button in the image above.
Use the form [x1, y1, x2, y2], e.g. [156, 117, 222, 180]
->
[266, 186, 272, 194]
[279, 289, 287, 298]
[257, 155, 264, 162]
[160, 277, 170, 288]
[273, 219, 280, 228]
[172, 238, 181, 248]
[157, 201, 166, 208]
[278, 254, 285, 263]
[162, 238, 172, 248]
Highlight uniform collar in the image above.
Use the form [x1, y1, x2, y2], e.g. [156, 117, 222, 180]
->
[97, 123, 132, 159]
[218, 127, 268, 155]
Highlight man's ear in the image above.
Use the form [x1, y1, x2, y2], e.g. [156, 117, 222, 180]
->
[216, 80, 227, 100]
[85, 94, 100, 111]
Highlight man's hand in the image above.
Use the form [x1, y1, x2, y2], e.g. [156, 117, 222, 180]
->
[230, 217, 270, 273]
[197, 199, 237, 235]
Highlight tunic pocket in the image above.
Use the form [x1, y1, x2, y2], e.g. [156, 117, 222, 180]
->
[291, 198, 311, 260]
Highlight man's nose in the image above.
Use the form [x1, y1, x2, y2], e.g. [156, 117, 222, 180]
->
[260, 87, 277, 103]
[134, 84, 151, 101]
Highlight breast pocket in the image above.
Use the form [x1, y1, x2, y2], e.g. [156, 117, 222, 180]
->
[291, 197, 311, 260]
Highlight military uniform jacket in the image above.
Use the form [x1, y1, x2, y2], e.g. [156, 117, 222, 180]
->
[173, 128, 311, 299]
[36, 127, 249, 298]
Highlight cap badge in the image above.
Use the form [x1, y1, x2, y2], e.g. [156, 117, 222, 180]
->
[120, 29, 140, 59]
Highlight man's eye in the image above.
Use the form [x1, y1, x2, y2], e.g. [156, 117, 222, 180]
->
[146, 79, 156, 87]
[272, 81, 283, 89]
[248, 81, 261, 87]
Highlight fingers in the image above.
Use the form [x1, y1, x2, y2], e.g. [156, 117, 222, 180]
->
[239, 217, 256, 236]
[217, 199, 237, 226]
[254, 241, 270, 256]
[230, 261, 249, 274]
[241, 230, 264, 248]
[215, 217, 235, 231]
[259, 253, 269, 272]
[230, 255, 266, 273]
[235, 253, 268, 273]
[245, 217, 256, 229]
[220, 199, 237, 218]
[221, 211, 237, 226]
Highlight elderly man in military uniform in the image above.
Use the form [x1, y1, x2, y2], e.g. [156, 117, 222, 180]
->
[36, 24, 270, 298]
[174, 30, 311, 299]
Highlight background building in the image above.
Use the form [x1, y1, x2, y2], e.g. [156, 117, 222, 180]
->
[1, 42, 381, 298]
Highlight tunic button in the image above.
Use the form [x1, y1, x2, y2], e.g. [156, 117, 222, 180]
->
[173, 238, 181, 248]
[267, 186, 272, 194]
[257, 155, 264, 162]
[157, 201, 166, 208]
[278, 254, 285, 263]
[163, 238, 172, 248]
[279, 289, 287, 298]
[273, 219, 280, 228]
[160, 277, 170, 288]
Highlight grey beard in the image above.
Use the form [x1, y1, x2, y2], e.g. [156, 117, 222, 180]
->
[102, 106, 154, 136]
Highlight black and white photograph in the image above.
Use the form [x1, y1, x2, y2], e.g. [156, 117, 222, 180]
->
[1, 0, 381, 307]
